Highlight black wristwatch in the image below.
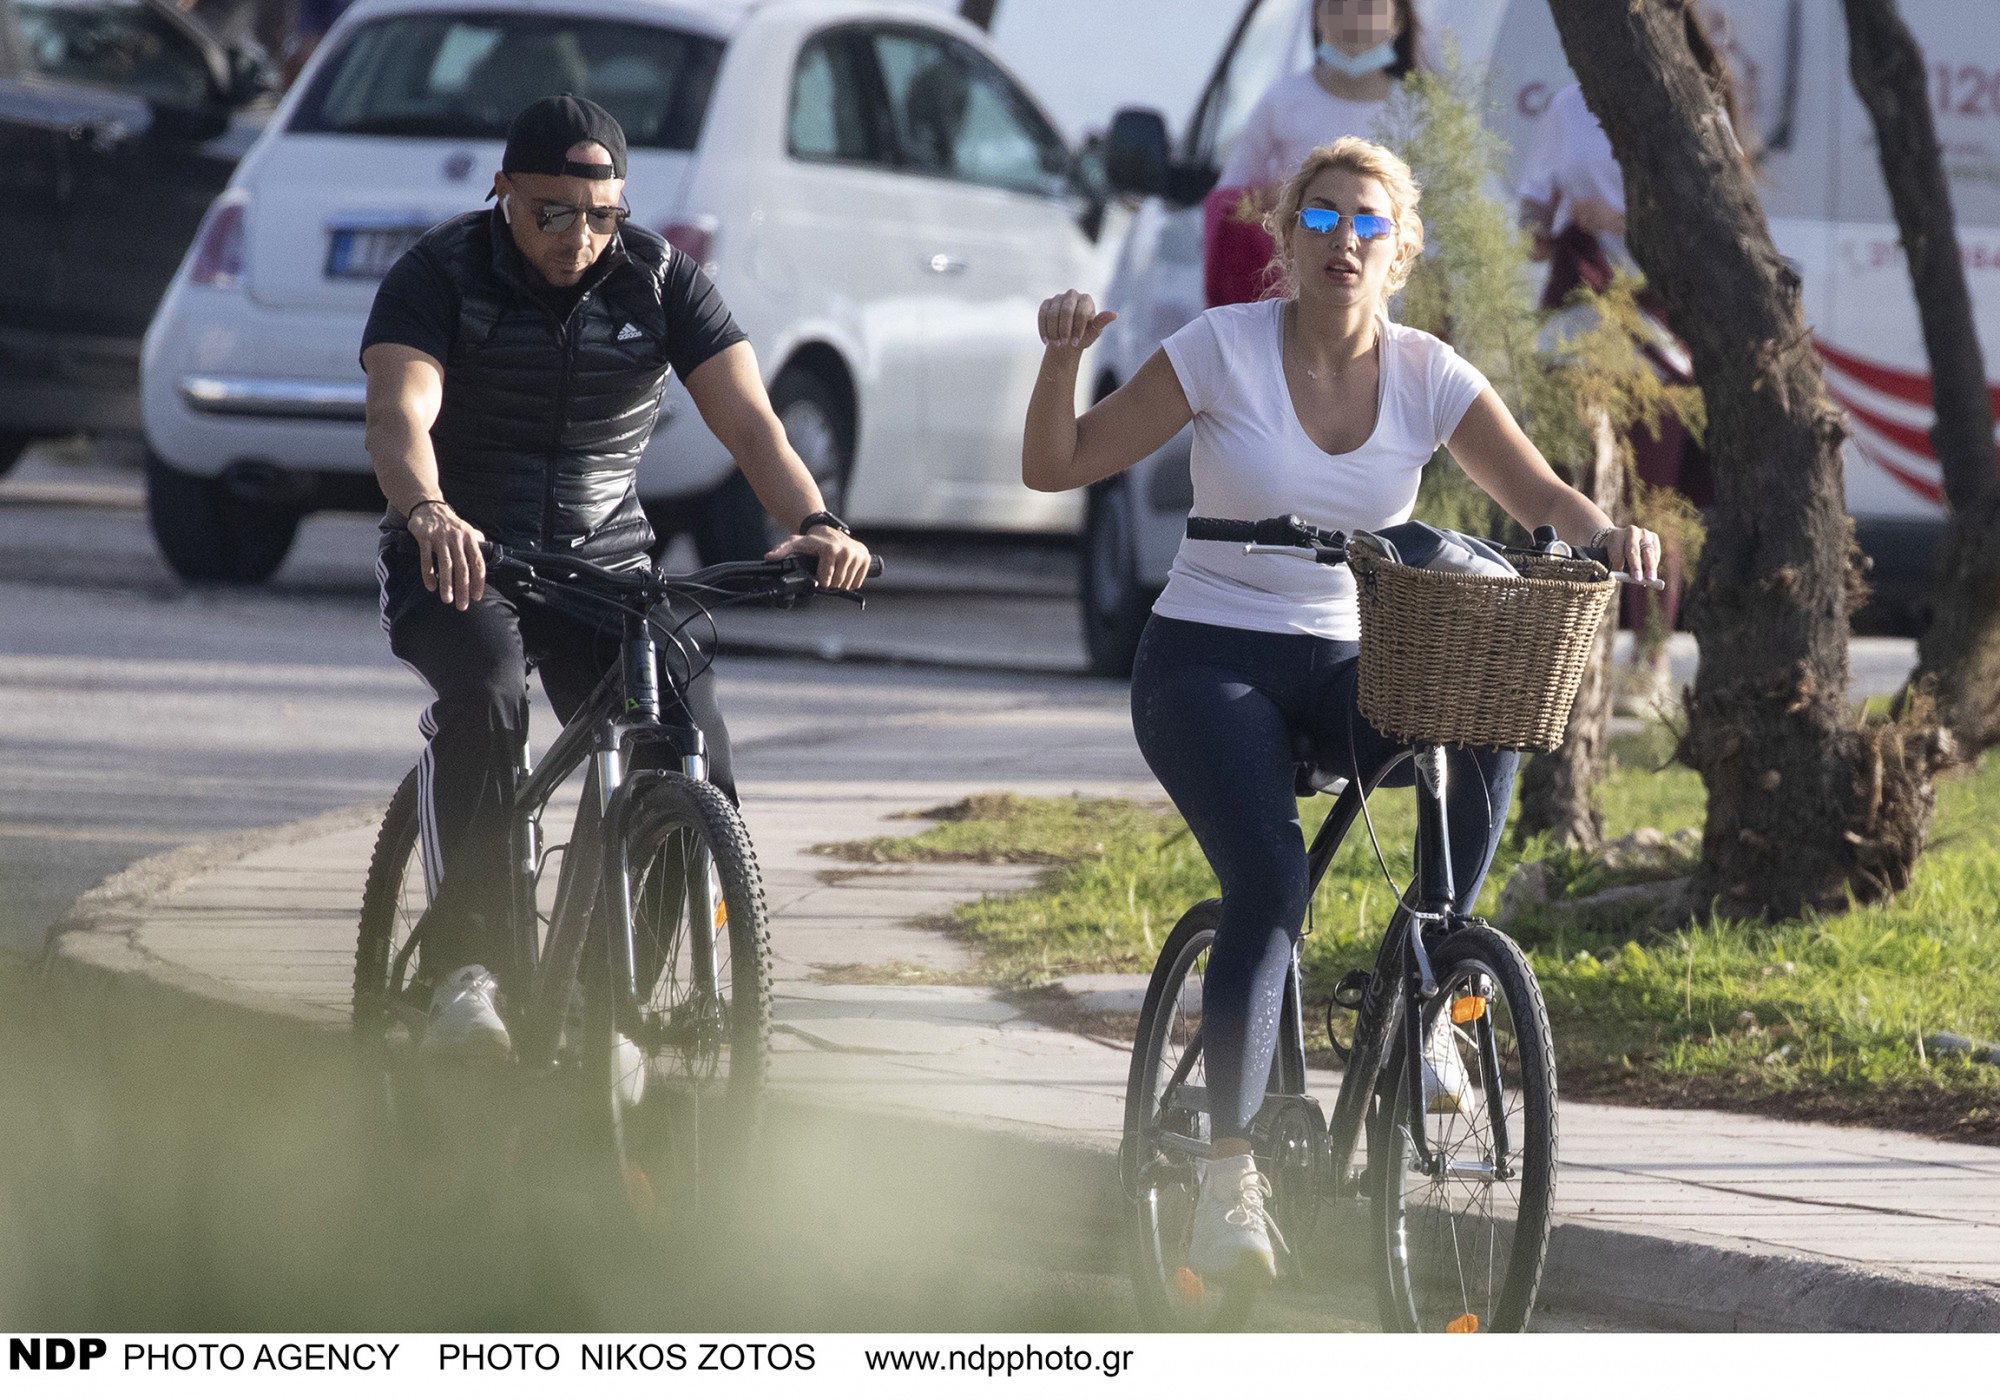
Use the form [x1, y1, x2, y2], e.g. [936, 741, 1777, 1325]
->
[798, 509, 854, 537]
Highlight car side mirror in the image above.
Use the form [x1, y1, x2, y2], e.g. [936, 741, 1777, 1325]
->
[1105, 107, 1170, 198]
[220, 41, 278, 107]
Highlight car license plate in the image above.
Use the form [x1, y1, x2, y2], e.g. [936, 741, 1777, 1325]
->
[325, 225, 429, 281]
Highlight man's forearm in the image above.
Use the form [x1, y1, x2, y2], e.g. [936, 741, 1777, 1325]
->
[734, 430, 825, 533]
[366, 412, 444, 517]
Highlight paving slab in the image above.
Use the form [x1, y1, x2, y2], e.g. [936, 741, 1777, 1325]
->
[45, 766, 2000, 1331]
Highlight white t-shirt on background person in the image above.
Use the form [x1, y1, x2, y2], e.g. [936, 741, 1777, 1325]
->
[1516, 82, 1635, 271]
[1218, 70, 1392, 188]
[1155, 298, 1490, 641]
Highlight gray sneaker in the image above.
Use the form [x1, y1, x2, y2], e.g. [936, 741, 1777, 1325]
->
[1188, 1152, 1282, 1283]
[422, 965, 511, 1059]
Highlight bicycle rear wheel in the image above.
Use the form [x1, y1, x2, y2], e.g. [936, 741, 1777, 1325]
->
[586, 772, 771, 1226]
[1373, 921, 1556, 1333]
[1123, 900, 1255, 1331]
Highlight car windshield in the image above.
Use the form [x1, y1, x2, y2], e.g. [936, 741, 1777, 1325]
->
[288, 11, 723, 150]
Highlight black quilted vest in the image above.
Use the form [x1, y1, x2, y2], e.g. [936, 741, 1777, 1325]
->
[420, 210, 678, 562]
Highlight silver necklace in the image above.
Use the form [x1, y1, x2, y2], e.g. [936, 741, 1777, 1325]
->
[1289, 306, 1371, 381]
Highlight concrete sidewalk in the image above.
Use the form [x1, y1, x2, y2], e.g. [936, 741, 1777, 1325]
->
[47, 778, 2000, 1333]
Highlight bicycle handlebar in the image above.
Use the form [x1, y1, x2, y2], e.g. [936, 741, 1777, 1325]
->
[1187, 515, 1664, 589]
[483, 543, 884, 606]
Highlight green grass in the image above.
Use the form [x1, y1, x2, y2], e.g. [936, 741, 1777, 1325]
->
[834, 734, 2000, 1139]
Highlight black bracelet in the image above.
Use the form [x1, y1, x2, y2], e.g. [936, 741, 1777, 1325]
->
[407, 498, 447, 520]
[798, 509, 853, 537]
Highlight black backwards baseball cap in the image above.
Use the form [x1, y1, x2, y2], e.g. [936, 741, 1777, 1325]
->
[488, 94, 627, 197]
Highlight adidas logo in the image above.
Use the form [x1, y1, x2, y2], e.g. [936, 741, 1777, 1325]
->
[616, 322, 643, 341]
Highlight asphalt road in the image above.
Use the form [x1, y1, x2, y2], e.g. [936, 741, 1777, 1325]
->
[0, 449, 1127, 960]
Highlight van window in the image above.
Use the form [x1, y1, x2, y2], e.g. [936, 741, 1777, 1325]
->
[870, 29, 1068, 196]
[790, 31, 881, 164]
[289, 11, 723, 150]
[1188, 0, 1305, 173]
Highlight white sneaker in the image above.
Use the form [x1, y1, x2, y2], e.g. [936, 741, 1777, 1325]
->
[611, 1033, 647, 1112]
[1188, 1153, 1282, 1283]
[1421, 1004, 1474, 1115]
[422, 965, 511, 1060]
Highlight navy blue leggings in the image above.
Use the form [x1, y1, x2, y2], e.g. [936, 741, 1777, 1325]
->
[1129, 615, 1519, 1141]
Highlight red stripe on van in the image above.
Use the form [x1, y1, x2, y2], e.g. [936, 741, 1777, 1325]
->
[1816, 338, 2000, 418]
[1841, 395, 1939, 460]
[1853, 442, 1944, 505]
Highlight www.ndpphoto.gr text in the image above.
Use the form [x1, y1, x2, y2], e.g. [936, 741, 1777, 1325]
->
[865, 1343, 1133, 1378]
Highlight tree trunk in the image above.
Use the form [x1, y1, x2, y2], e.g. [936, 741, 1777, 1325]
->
[1841, 0, 2000, 755]
[959, 0, 999, 30]
[1519, 411, 1622, 849]
[1544, 0, 1945, 918]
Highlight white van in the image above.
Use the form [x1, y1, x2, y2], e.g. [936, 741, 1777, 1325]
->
[141, 0, 1108, 581]
[1084, 0, 1993, 674]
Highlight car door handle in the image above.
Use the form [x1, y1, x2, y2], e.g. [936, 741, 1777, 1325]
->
[926, 254, 969, 275]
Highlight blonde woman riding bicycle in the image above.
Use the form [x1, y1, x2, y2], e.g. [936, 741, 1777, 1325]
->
[1024, 136, 1659, 1283]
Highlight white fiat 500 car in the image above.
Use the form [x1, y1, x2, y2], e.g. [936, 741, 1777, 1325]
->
[141, 0, 1109, 580]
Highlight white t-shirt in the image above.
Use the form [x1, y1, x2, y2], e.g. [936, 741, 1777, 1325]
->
[1155, 299, 1491, 641]
[1218, 70, 1391, 188]
[1516, 82, 1635, 271]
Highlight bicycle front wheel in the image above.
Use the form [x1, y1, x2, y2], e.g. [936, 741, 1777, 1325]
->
[587, 772, 771, 1225]
[1123, 900, 1255, 1331]
[1373, 921, 1556, 1333]
[354, 765, 430, 1046]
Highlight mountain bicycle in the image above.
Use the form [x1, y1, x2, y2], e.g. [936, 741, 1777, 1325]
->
[1124, 513, 1639, 1333]
[352, 545, 875, 1221]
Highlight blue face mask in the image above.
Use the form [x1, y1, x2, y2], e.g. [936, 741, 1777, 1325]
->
[1316, 39, 1398, 77]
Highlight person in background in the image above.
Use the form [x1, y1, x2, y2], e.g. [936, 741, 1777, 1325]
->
[280, 0, 351, 84]
[1517, 8, 1743, 711]
[1204, 0, 1421, 308]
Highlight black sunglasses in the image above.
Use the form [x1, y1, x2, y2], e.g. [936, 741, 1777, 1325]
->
[530, 199, 631, 235]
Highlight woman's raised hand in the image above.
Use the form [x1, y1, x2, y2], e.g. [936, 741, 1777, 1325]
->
[1038, 289, 1117, 352]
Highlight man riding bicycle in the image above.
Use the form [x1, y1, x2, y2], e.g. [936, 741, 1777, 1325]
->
[361, 95, 870, 1058]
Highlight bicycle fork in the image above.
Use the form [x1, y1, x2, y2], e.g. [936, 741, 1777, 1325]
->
[601, 615, 720, 1036]
[1396, 743, 1512, 1181]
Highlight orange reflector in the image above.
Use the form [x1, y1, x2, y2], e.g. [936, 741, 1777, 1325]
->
[1174, 1267, 1205, 1304]
[1451, 995, 1487, 1024]
[623, 1163, 657, 1222]
[1445, 1313, 1480, 1334]
[714, 898, 728, 929]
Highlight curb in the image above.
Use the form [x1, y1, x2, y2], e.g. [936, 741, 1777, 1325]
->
[39, 826, 2000, 1333]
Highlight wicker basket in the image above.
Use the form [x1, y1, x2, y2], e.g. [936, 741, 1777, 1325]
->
[1349, 540, 1616, 752]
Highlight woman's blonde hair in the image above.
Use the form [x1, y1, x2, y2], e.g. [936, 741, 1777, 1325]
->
[1261, 136, 1425, 301]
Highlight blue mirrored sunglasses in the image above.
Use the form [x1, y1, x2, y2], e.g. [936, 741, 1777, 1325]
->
[1298, 207, 1395, 240]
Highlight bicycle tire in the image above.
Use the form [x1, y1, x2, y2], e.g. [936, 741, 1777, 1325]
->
[354, 765, 428, 1044]
[1372, 920, 1556, 1333]
[1123, 900, 1255, 1331]
[582, 772, 771, 1227]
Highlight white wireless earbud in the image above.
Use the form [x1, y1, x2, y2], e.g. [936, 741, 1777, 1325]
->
[500, 194, 512, 224]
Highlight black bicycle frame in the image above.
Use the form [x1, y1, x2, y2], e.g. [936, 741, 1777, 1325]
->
[504, 606, 709, 1064]
[1270, 741, 1466, 1190]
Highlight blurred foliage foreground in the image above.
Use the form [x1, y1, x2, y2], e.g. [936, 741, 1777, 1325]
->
[0, 962, 1136, 1330]
[832, 739, 2000, 1142]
